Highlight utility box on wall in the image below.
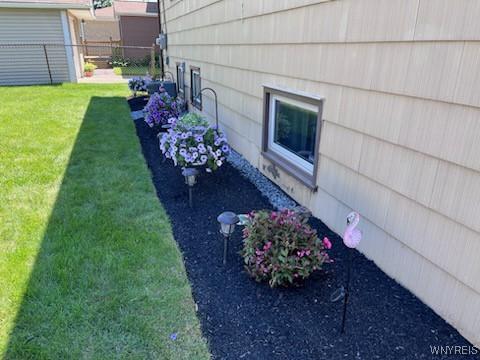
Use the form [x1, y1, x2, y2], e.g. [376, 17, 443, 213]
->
[156, 33, 167, 50]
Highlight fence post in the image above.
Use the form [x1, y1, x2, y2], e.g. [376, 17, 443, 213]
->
[150, 44, 156, 78]
[83, 38, 88, 57]
[43, 44, 53, 85]
[109, 36, 113, 58]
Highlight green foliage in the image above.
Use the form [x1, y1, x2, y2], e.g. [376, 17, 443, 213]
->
[110, 55, 156, 68]
[176, 112, 210, 131]
[93, 0, 112, 9]
[242, 209, 331, 287]
[83, 62, 97, 72]
[110, 58, 130, 67]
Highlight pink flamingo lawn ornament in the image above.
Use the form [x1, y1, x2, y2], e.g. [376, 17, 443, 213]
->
[330, 212, 362, 334]
[343, 212, 362, 249]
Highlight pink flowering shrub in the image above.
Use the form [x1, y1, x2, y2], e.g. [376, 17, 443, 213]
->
[241, 209, 332, 287]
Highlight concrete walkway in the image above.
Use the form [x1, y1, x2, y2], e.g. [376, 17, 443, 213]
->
[78, 69, 131, 84]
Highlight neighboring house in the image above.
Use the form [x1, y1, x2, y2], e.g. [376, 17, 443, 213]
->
[84, 1, 158, 59]
[115, 0, 158, 58]
[0, 0, 94, 85]
[83, 5, 120, 42]
[165, 0, 480, 347]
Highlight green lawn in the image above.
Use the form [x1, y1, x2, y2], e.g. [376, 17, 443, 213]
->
[113, 66, 159, 77]
[0, 84, 210, 359]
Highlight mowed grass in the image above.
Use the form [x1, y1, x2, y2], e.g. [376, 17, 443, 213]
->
[0, 84, 210, 359]
[113, 66, 159, 77]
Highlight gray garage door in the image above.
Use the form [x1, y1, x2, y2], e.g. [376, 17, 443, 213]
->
[0, 8, 71, 85]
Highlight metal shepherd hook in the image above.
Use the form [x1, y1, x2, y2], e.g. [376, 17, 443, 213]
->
[194, 87, 219, 130]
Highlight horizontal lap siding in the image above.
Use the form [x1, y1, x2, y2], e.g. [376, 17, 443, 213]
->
[165, 0, 480, 346]
[0, 9, 69, 85]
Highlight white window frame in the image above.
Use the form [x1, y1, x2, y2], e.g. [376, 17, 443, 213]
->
[268, 93, 318, 175]
[262, 85, 324, 190]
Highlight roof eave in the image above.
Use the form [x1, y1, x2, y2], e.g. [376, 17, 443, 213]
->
[0, 2, 91, 10]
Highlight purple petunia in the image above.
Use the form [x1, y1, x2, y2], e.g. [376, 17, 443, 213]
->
[221, 144, 230, 153]
[144, 92, 182, 128]
[158, 116, 230, 172]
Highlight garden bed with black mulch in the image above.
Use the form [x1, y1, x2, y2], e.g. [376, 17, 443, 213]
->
[130, 103, 477, 359]
[127, 95, 149, 112]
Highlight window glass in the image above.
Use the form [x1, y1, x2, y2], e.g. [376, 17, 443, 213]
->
[191, 69, 201, 108]
[273, 99, 317, 164]
[176, 63, 185, 96]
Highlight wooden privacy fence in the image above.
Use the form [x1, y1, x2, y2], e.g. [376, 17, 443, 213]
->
[81, 37, 121, 57]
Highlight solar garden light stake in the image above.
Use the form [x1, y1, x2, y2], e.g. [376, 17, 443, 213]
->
[194, 87, 219, 129]
[217, 211, 239, 265]
[329, 212, 362, 334]
[182, 167, 199, 208]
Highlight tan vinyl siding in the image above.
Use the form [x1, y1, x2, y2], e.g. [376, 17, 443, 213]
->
[0, 8, 70, 85]
[164, 0, 480, 346]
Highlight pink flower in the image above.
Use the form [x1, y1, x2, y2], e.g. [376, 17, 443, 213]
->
[322, 237, 332, 249]
[263, 241, 272, 251]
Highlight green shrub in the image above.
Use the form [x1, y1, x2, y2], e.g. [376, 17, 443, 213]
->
[84, 62, 97, 72]
[176, 113, 209, 131]
[241, 209, 332, 287]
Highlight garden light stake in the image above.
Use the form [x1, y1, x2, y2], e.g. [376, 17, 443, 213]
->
[182, 167, 198, 208]
[217, 211, 239, 265]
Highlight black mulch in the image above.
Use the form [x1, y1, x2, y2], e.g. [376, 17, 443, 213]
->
[127, 95, 149, 112]
[130, 101, 478, 359]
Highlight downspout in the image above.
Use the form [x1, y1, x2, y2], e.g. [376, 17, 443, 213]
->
[161, 0, 168, 66]
[80, 19, 85, 40]
[156, 0, 164, 79]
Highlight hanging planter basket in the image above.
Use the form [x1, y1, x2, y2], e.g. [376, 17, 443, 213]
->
[159, 113, 230, 173]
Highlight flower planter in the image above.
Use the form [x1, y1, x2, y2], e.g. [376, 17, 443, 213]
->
[128, 77, 151, 98]
[147, 81, 163, 95]
[84, 71, 93, 77]
[147, 80, 177, 98]
[159, 113, 230, 172]
[144, 91, 183, 131]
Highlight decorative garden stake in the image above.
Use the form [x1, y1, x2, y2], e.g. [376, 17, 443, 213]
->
[194, 87, 219, 129]
[182, 167, 199, 208]
[217, 211, 239, 265]
[163, 71, 175, 82]
[330, 211, 362, 334]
